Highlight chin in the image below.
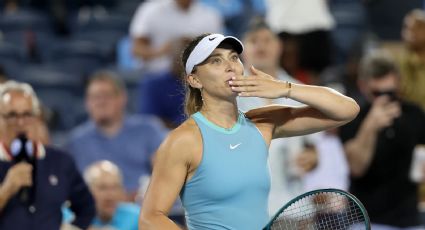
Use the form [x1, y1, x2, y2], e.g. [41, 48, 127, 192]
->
[95, 118, 113, 126]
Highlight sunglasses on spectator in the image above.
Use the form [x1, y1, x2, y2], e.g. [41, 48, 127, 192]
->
[371, 90, 398, 101]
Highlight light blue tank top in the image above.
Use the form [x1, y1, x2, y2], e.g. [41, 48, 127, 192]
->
[180, 111, 270, 230]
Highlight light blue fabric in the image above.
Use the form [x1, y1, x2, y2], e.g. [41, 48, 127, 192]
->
[91, 203, 140, 230]
[63, 203, 140, 230]
[117, 36, 142, 71]
[66, 115, 167, 191]
[181, 111, 270, 230]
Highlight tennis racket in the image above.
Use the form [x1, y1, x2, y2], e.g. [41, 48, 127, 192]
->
[263, 188, 370, 230]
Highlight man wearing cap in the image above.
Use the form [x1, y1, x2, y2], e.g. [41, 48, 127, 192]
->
[138, 33, 359, 230]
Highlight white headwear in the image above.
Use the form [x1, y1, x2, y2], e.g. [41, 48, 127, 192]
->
[185, 33, 244, 75]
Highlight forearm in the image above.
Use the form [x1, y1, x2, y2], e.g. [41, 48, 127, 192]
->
[288, 83, 359, 121]
[344, 120, 378, 177]
[139, 213, 183, 230]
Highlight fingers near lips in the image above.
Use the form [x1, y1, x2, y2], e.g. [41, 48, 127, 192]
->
[228, 76, 256, 88]
[227, 76, 259, 97]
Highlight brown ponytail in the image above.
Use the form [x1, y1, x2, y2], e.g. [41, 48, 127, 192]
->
[181, 33, 211, 117]
[184, 84, 203, 116]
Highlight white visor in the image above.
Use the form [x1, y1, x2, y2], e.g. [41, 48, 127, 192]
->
[185, 33, 244, 75]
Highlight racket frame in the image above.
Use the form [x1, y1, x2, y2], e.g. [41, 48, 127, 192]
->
[263, 188, 371, 230]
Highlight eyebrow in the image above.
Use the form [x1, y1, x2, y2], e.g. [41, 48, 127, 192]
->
[207, 53, 222, 59]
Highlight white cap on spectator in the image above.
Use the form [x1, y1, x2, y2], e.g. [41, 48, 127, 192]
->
[185, 33, 244, 75]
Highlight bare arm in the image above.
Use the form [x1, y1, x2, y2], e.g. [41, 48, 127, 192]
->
[0, 162, 32, 211]
[234, 66, 360, 138]
[344, 119, 379, 177]
[344, 96, 401, 177]
[274, 83, 359, 137]
[132, 37, 171, 61]
[140, 125, 198, 229]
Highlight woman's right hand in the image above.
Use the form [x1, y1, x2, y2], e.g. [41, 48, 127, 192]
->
[229, 66, 291, 99]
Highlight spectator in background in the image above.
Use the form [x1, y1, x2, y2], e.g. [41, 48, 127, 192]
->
[265, 0, 335, 84]
[0, 75, 49, 155]
[84, 160, 139, 230]
[397, 9, 425, 112]
[0, 80, 95, 230]
[199, 0, 266, 37]
[138, 38, 187, 129]
[66, 71, 167, 199]
[339, 51, 425, 229]
[238, 17, 302, 109]
[237, 18, 349, 214]
[129, 0, 223, 74]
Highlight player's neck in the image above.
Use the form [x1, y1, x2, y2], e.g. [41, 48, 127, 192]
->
[200, 100, 239, 129]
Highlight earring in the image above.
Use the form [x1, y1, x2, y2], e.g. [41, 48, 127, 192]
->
[200, 88, 204, 102]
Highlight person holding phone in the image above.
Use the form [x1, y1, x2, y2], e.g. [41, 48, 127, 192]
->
[339, 50, 425, 229]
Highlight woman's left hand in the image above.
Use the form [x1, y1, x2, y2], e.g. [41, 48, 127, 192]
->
[229, 66, 290, 98]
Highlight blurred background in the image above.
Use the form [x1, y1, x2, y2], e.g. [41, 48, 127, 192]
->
[1, 0, 425, 229]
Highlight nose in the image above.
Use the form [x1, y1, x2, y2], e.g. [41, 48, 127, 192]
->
[225, 59, 236, 73]
[16, 117, 26, 126]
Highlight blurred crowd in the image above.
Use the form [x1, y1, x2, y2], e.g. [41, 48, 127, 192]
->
[1, 0, 425, 229]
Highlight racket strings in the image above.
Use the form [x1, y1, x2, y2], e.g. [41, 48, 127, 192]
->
[271, 192, 367, 230]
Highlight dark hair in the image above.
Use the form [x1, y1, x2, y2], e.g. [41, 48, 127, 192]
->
[359, 51, 400, 80]
[181, 33, 211, 116]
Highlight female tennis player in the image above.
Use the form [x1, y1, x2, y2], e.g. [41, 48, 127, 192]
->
[139, 33, 360, 230]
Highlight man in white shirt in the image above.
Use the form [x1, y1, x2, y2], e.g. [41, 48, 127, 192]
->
[129, 0, 223, 74]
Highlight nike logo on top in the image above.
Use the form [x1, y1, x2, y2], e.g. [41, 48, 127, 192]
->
[209, 37, 217, 41]
[230, 143, 242, 150]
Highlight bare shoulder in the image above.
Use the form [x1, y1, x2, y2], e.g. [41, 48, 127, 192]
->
[155, 118, 202, 166]
[168, 118, 201, 146]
